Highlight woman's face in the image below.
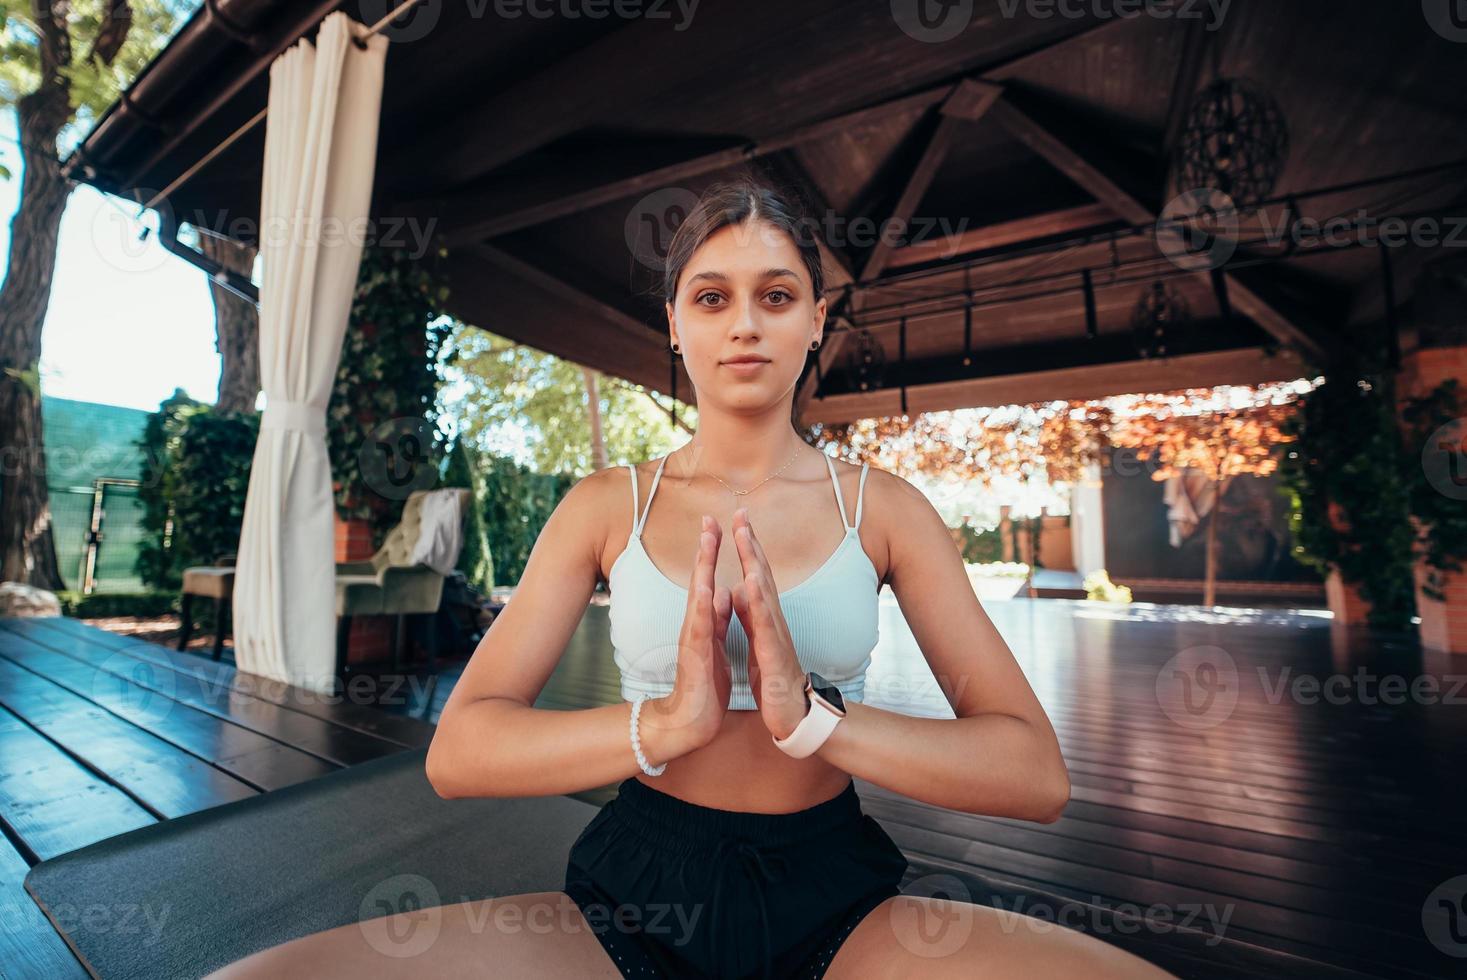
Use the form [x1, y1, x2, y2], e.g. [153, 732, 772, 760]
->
[665, 220, 826, 410]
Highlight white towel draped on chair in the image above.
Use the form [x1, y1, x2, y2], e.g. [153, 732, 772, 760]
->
[409, 488, 465, 576]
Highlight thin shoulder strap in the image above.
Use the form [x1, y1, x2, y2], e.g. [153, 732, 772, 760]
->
[624, 463, 639, 531]
[632, 456, 669, 536]
[824, 454, 854, 532]
[853, 462, 870, 530]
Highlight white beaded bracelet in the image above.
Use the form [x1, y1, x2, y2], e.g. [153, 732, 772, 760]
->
[630, 696, 666, 776]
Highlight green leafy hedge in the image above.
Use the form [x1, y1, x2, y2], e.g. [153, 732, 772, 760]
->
[1280, 368, 1417, 629]
[135, 397, 258, 592]
[479, 452, 574, 589]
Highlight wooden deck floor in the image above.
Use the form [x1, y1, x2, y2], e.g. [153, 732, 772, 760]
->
[2, 601, 1464, 978]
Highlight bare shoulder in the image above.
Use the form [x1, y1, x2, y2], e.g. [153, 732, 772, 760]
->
[845, 462, 942, 589]
[570, 462, 637, 572]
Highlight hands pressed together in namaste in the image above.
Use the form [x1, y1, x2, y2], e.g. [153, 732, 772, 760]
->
[650, 507, 812, 753]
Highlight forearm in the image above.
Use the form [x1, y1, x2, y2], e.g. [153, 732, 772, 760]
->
[426, 696, 693, 799]
[814, 701, 1070, 821]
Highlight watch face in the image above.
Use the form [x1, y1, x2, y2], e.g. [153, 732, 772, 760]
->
[807, 671, 846, 715]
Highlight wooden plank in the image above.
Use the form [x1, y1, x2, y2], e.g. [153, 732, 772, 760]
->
[0, 835, 88, 980]
[0, 704, 156, 862]
[0, 654, 257, 818]
[24, 616, 436, 750]
[0, 631, 335, 792]
[1, 620, 395, 769]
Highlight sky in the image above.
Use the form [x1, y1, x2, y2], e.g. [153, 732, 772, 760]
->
[1, 107, 226, 413]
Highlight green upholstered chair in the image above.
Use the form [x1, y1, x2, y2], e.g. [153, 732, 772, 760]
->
[333, 488, 472, 691]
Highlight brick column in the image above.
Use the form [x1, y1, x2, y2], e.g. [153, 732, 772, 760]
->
[333, 511, 393, 665]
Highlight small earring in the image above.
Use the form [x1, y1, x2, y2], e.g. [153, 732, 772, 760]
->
[670, 342, 680, 354]
[809, 339, 821, 351]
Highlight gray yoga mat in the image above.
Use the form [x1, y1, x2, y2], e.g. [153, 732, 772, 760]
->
[23, 747, 600, 979]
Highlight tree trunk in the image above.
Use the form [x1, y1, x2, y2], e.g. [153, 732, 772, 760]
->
[201, 232, 260, 414]
[0, 84, 73, 588]
[583, 367, 608, 470]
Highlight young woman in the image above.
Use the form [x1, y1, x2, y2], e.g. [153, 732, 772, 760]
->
[207, 177, 1177, 979]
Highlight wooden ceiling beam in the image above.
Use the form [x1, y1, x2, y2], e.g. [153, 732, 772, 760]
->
[858, 80, 1004, 283]
[806, 346, 1308, 422]
[883, 202, 1119, 270]
[987, 97, 1155, 226]
[983, 93, 1328, 363]
[470, 243, 658, 347]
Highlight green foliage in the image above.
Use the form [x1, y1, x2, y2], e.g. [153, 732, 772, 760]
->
[58, 589, 179, 618]
[445, 322, 692, 476]
[0, 1, 198, 123]
[479, 452, 574, 589]
[1280, 369, 1417, 629]
[135, 391, 258, 590]
[443, 437, 494, 592]
[954, 521, 1004, 563]
[1400, 378, 1467, 601]
[328, 242, 457, 545]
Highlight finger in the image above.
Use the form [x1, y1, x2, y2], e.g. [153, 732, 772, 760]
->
[713, 583, 732, 633]
[745, 573, 780, 639]
[695, 515, 716, 598]
[733, 510, 775, 595]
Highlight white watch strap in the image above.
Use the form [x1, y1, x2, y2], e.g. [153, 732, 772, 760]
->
[771, 692, 843, 758]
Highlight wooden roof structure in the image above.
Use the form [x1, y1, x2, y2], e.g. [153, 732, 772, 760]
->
[64, 0, 1467, 422]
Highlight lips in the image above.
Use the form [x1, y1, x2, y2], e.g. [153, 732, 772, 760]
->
[721, 357, 770, 365]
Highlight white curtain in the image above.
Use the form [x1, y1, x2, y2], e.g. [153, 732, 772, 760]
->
[233, 12, 388, 694]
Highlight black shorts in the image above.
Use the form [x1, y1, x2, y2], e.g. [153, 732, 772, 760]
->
[563, 775, 908, 980]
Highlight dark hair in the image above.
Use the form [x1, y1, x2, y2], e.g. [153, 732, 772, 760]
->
[660, 174, 827, 309]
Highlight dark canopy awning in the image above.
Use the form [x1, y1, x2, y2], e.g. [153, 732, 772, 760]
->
[66, 0, 1467, 421]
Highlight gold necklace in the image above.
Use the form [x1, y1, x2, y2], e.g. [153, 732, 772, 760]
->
[704, 445, 803, 496]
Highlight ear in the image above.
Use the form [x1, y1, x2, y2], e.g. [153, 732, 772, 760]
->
[666, 301, 677, 348]
[811, 294, 827, 339]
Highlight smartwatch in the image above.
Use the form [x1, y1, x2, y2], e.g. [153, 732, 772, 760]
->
[771, 671, 846, 758]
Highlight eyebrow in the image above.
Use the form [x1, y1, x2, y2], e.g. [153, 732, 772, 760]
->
[684, 268, 803, 288]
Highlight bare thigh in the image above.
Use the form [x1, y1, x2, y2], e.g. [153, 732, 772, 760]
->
[825, 895, 1180, 980]
[200, 890, 620, 980]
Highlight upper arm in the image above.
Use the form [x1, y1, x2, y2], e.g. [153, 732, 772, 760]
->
[875, 469, 1056, 736]
[435, 466, 614, 721]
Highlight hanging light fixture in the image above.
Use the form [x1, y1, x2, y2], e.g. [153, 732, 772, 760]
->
[1132, 281, 1190, 359]
[844, 327, 886, 392]
[1173, 77, 1289, 206]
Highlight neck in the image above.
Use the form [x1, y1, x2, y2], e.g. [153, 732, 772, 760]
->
[671, 412, 809, 486]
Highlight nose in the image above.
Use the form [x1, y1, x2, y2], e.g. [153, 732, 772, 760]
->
[730, 296, 760, 337]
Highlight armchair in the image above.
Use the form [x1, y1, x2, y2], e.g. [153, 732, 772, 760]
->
[333, 488, 472, 693]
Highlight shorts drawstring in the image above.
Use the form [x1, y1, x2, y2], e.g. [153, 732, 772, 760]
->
[706, 837, 790, 980]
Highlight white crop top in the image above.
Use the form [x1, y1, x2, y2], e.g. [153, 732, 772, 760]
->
[608, 453, 880, 710]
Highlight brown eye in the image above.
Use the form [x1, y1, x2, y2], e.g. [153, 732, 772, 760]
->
[695, 291, 724, 308]
[767, 289, 794, 305]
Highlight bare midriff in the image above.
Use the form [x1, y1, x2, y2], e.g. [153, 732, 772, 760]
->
[633, 710, 854, 812]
